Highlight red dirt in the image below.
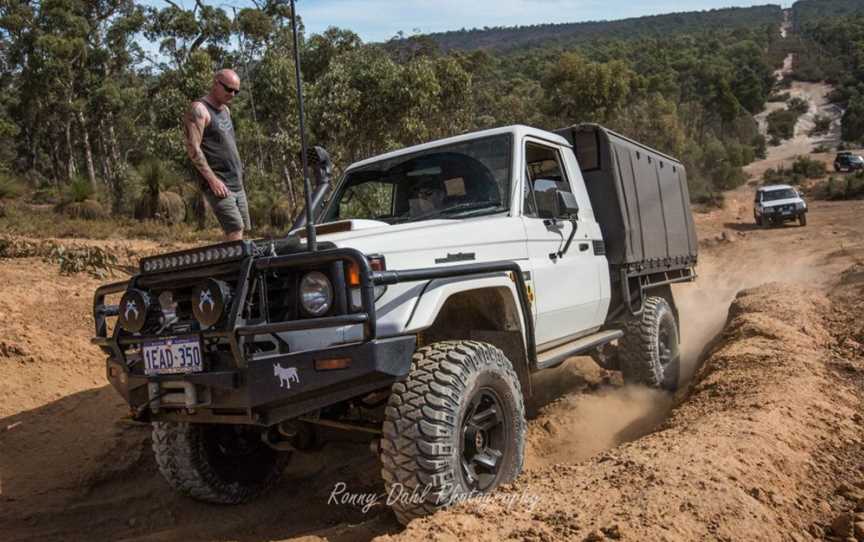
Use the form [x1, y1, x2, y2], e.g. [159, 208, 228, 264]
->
[4, 73, 864, 541]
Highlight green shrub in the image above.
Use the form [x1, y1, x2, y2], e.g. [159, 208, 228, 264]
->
[827, 176, 847, 200]
[847, 173, 864, 198]
[752, 134, 767, 160]
[134, 191, 186, 224]
[30, 186, 60, 204]
[791, 155, 827, 178]
[810, 115, 832, 136]
[63, 176, 94, 204]
[767, 109, 798, 140]
[0, 174, 25, 199]
[62, 199, 107, 220]
[269, 199, 295, 229]
[787, 97, 809, 115]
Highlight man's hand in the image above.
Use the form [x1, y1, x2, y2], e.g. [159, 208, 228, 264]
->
[209, 178, 230, 198]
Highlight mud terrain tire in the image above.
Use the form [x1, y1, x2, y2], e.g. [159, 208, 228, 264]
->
[799, 214, 807, 226]
[152, 422, 285, 504]
[755, 214, 763, 226]
[620, 296, 681, 391]
[380, 341, 526, 525]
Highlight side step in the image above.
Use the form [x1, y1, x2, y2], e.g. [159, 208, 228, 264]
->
[535, 329, 623, 371]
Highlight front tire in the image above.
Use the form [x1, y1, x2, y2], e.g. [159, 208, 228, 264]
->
[755, 214, 763, 226]
[799, 214, 807, 226]
[619, 296, 681, 391]
[380, 341, 526, 525]
[152, 422, 286, 504]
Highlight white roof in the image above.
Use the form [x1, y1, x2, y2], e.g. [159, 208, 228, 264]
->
[759, 184, 795, 192]
[346, 125, 570, 171]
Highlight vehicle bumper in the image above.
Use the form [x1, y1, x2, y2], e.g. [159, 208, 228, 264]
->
[762, 209, 806, 221]
[106, 335, 416, 426]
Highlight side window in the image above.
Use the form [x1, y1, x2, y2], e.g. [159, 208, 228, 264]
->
[523, 142, 572, 219]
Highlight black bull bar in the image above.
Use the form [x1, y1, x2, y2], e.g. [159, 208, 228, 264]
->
[92, 248, 535, 425]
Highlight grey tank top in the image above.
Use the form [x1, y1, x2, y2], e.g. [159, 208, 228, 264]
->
[198, 99, 243, 191]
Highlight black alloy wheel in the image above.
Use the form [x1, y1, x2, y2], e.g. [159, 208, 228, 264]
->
[460, 388, 508, 491]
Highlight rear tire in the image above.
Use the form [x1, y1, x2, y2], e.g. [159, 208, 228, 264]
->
[619, 296, 681, 391]
[380, 340, 526, 525]
[152, 422, 286, 504]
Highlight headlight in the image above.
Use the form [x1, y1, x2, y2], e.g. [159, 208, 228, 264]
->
[192, 279, 232, 329]
[119, 289, 151, 333]
[300, 272, 333, 317]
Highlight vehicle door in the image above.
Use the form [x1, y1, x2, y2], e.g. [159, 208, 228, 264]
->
[520, 138, 604, 347]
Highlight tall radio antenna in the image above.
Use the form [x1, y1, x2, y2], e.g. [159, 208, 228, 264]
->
[289, 0, 316, 251]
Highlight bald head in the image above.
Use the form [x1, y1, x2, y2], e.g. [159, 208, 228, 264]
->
[210, 68, 241, 106]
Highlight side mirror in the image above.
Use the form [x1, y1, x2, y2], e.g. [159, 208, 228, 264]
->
[556, 190, 579, 218]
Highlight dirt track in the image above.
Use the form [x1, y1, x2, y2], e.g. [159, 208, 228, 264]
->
[4, 73, 864, 541]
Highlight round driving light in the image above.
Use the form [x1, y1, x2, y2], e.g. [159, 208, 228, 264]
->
[143, 261, 152, 272]
[299, 271, 333, 317]
[183, 254, 191, 265]
[192, 279, 232, 329]
[118, 289, 151, 333]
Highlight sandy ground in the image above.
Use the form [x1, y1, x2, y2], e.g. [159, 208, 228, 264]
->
[3, 48, 864, 541]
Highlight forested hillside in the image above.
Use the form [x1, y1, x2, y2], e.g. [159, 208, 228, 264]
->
[789, 0, 864, 142]
[0, 0, 846, 235]
[793, 0, 864, 28]
[424, 5, 782, 53]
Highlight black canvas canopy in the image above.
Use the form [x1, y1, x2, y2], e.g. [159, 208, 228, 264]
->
[554, 124, 698, 273]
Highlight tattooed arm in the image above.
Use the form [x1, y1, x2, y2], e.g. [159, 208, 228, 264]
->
[183, 102, 229, 198]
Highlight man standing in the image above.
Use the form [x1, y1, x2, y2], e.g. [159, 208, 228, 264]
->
[183, 69, 250, 240]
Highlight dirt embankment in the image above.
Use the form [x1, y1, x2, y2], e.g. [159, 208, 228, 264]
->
[384, 281, 864, 541]
[2, 194, 864, 542]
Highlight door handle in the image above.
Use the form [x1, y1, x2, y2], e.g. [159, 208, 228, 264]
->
[578, 242, 590, 252]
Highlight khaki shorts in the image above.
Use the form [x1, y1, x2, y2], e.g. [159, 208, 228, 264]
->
[204, 187, 251, 234]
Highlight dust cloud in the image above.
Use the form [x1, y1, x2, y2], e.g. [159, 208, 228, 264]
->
[525, 385, 673, 470]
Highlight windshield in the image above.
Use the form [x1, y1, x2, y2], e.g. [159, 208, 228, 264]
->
[762, 188, 797, 202]
[322, 134, 512, 224]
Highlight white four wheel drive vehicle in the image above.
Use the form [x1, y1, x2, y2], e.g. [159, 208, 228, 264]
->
[92, 123, 698, 523]
[753, 184, 808, 227]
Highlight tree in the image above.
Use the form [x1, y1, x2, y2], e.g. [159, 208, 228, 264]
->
[542, 52, 635, 124]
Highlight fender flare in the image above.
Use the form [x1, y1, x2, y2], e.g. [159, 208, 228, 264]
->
[402, 273, 530, 344]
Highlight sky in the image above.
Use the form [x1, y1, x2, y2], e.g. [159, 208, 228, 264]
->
[295, 0, 794, 42]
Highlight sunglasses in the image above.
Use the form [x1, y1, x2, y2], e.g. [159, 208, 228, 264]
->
[219, 81, 240, 95]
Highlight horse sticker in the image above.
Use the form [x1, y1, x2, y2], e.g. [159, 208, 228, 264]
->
[274, 364, 300, 389]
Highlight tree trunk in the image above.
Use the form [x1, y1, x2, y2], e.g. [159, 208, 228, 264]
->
[281, 156, 295, 210]
[64, 120, 78, 181]
[106, 115, 126, 214]
[97, 127, 113, 183]
[77, 111, 98, 192]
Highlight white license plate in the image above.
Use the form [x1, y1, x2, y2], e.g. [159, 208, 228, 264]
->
[143, 337, 203, 376]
